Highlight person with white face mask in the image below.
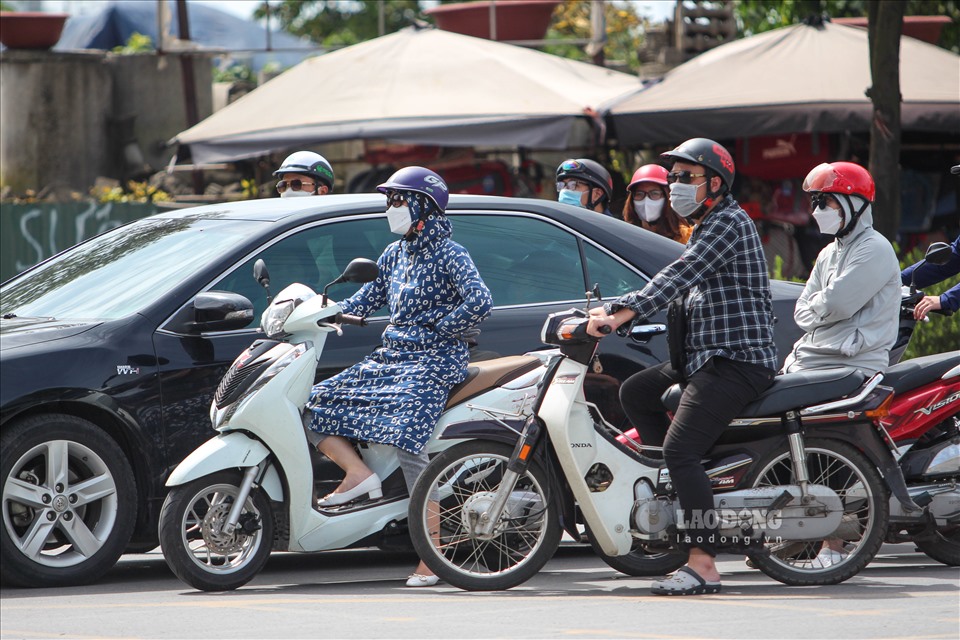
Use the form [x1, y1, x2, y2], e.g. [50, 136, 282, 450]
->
[622, 164, 693, 244]
[273, 150, 335, 198]
[776, 161, 900, 569]
[782, 162, 900, 376]
[303, 166, 492, 588]
[585, 138, 777, 597]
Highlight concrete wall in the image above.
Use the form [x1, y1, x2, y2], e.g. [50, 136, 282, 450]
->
[0, 50, 113, 193]
[0, 49, 212, 193]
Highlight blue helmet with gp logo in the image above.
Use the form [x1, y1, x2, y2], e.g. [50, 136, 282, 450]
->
[377, 166, 449, 212]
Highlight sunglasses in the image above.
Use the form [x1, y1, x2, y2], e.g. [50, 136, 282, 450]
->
[556, 179, 589, 192]
[385, 191, 406, 207]
[666, 171, 706, 185]
[632, 189, 665, 201]
[809, 193, 838, 211]
[559, 160, 585, 172]
[276, 178, 317, 193]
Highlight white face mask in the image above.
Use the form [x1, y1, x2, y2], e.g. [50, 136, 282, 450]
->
[634, 198, 664, 223]
[387, 205, 413, 235]
[812, 206, 844, 235]
[280, 189, 313, 199]
[668, 182, 706, 218]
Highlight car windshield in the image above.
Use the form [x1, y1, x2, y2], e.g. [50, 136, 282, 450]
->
[1, 217, 263, 321]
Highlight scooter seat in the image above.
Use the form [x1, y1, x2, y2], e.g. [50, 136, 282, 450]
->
[661, 367, 867, 419]
[882, 351, 960, 394]
[446, 355, 542, 409]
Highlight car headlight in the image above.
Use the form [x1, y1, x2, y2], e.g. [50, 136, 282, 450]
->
[262, 300, 296, 338]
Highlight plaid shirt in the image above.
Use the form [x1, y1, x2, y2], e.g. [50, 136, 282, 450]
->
[608, 195, 778, 376]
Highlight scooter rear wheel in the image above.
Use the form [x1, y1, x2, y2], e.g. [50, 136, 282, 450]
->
[915, 527, 960, 566]
[745, 438, 889, 586]
[159, 470, 274, 591]
[408, 441, 561, 591]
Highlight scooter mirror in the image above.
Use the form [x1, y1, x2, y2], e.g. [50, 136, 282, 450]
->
[924, 241, 952, 266]
[253, 259, 271, 289]
[341, 258, 379, 284]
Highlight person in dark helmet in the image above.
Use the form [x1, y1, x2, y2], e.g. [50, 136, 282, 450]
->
[303, 166, 492, 587]
[586, 138, 777, 596]
[274, 151, 335, 197]
[556, 158, 615, 216]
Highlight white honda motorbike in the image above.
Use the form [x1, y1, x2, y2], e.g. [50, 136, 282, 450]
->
[408, 309, 916, 591]
[159, 258, 545, 591]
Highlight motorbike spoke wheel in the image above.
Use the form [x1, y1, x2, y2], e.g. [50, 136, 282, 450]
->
[746, 439, 889, 586]
[408, 441, 561, 591]
[159, 471, 274, 591]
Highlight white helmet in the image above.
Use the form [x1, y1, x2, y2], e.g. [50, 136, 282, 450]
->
[274, 151, 335, 190]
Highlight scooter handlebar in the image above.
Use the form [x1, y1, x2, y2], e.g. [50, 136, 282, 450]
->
[333, 313, 367, 326]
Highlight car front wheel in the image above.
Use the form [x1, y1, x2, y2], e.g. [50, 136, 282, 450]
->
[1, 414, 137, 587]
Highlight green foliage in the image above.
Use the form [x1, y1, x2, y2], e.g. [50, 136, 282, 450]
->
[0, 1, 15, 11]
[771, 254, 807, 283]
[111, 32, 154, 54]
[899, 245, 960, 360]
[255, 0, 424, 48]
[90, 181, 170, 204]
[213, 63, 257, 85]
[543, 0, 646, 72]
[734, 0, 960, 52]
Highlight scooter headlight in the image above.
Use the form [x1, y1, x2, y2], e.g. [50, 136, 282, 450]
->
[262, 300, 296, 338]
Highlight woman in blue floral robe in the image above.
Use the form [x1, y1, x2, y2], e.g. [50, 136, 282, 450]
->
[305, 168, 492, 527]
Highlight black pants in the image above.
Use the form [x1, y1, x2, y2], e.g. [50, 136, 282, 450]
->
[620, 357, 775, 556]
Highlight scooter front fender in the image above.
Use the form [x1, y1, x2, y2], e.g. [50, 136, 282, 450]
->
[166, 432, 283, 501]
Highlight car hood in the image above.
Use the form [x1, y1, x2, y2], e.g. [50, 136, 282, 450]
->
[0, 317, 102, 351]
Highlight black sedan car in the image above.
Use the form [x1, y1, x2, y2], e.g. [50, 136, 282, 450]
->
[0, 194, 803, 587]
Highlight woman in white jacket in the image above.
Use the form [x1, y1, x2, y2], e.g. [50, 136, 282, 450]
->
[782, 162, 901, 376]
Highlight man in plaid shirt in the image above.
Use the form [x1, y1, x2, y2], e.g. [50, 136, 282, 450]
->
[588, 138, 777, 596]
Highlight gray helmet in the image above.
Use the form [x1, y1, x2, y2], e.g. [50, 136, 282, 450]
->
[274, 151, 335, 190]
[556, 158, 614, 201]
[661, 138, 736, 194]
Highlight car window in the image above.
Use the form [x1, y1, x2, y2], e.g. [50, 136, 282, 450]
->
[0, 218, 264, 321]
[449, 214, 586, 306]
[210, 218, 393, 327]
[582, 242, 647, 301]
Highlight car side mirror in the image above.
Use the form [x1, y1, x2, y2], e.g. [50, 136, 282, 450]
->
[190, 291, 254, 333]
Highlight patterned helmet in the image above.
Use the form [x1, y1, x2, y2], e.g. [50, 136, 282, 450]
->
[661, 138, 736, 193]
[377, 166, 449, 212]
[273, 151, 335, 190]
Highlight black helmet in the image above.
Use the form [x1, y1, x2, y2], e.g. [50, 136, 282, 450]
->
[661, 138, 735, 194]
[274, 151, 335, 190]
[556, 158, 613, 202]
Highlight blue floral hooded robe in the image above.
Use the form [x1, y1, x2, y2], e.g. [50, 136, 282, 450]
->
[305, 194, 493, 454]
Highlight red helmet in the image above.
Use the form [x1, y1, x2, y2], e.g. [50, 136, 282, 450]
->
[802, 162, 875, 202]
[627, 164, 669, 191]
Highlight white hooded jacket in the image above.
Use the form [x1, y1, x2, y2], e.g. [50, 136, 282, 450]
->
[782, 205, 901, 375]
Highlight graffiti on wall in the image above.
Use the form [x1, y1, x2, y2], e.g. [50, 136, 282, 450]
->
[1, 202, 159, 282]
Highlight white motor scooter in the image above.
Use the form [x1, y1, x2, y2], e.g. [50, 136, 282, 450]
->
[158, 258, 544, 591]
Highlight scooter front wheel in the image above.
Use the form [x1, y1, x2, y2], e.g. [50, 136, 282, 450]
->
[408, 441, 561, 591]
[159, 470, 274, 591]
